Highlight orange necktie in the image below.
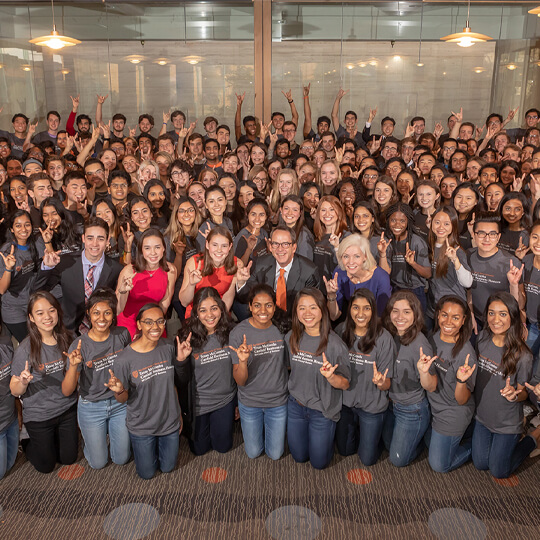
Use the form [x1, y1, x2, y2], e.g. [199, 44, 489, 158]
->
[276, 268, 287, 311]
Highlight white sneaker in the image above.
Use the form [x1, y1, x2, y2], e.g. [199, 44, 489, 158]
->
[19, 425, 29, 441]
[531, 413, 540, 428]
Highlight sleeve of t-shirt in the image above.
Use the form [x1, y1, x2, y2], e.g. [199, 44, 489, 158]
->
[229, 325, 243, 365]
[11, 343, 29, 378]
[463, 348, 478, 391]
[336, 125, 347, 138]
[510, 253, 524, 283]
[377, 330, 396, 379]
[113, 350, 130, 391]
[331, 333, 351, 382]
[413, 235, 430, 267]
[516, 352, 533, 386]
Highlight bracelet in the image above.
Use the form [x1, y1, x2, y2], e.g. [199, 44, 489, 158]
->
[163, 122, 167, 125]
[327, 296, 337, 302]
[456, 374, 466, 384]
[379, 254, 387, 258]
[104, 138, 110, 141]
[115, 388, 127, 396]
[4, 268, 14, 273]
[288, 100, 293, 104]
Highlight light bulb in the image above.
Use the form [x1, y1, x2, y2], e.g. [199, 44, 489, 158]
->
[457, 37, 474, 48]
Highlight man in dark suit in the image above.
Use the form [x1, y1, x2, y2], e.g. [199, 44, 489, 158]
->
[33, 217, 122, 332]
[236, 225, 321, 317]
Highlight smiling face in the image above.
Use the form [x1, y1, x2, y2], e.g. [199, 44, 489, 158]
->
[141, 235, 165, 268]
[350, 296, 372, 333]
[247, 204, 267, 231]
[63, 178, 87, 205]
[440, 178, 457, 201]
[529, 225, 540, 257]
[89, 301, 114, 335]
[374, 181, 393, 207]
[137, 307, 166, 341]
[319, 201, 338, 230]
[278, 173, 294, 197]
[95, 201, 115, 226]
[416, 185, 439, 210]
[487, 300, 510, 336]
[388, 211, 408, 240]
[219, 177, 237, 201]
[206, 234, 232, 266]
[320, 163, 338, 187]
[251, 146, 266, 165]
[10, 180, 27, 206]
[249, 292, 275, 329]
[147, 185, 166, 209]
[453, 188, 476, 216]
[396, 173, 414, 197]
[205, 189, 227, 218]
[11, 214, 32, 244]
[109, 176, 129, 204]
[29, 297, 58, 334]
[82, 226, 108, 263]
[338, 183, 355, 208]
[431, 210, 452, 242]
[281, 200, 301, 228]
[42, 205, 61, 229]
[296, 295, 322, 333]
[177, 201, 196, 228]
[341, 245, 367, 278]
[484, 184, 504, 211]
[390, 299, 415, 336]
[438, 301, 465, 342]
[353, 207, 374, 234]
[269, 229, 296, 267]
[239, 185, 255, 208]
[197, 296, 222, 334]
[131, 201, 152, 231]
[303, 186, 320, 210]
[502, 199, 524, 226]
[188, 184, 205, 208]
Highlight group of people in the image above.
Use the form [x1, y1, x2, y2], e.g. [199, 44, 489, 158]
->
[0, 88, 539, 481]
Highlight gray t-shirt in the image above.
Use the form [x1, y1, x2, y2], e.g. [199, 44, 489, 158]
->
[113, 339, 181, 436]
[427, 245, 470, 316]
[285, 330, 351, 422]
[233, 227, 268, 262]
[296, 227, 315, 261]
[389, 332, 432, 405]
[468, 248, 520, 321]
[0, 337, 16, 433]
[68, 327, 131, 402]
[427, 332, 477, 437]
[191, 334, 236, 416]
[522, 253, 540, 325]
[498, 229, 528, 258]
[0, 239, 45, 323]
[385, 234, 430, 290]
[475, 331, 532, 434]
[314, 233, 340, 280]
[229, 320, 288, 408]
[12, 338, 77, 423]
[336, 325, 396, 414]
[196, 218, 235, 252]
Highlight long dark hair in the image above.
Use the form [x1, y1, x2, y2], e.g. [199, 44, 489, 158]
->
[86, 287, 118, 329]
[133, 228, 170, 273]
[143, 178, 172, 221]
[382, 290, 424, 346]
[27, 291, 73, 371]
[427, 205, 461, 278]
[179, 287, 232, 349]
[7, 210, 40, 270]
[499, 191, 531, 231]
[481, 292, 530, 377]
[385, 202, 415, 287]
[40, 197, 81, 252]
[289, 288, 330, 356]
[280, 195, 305, 240]
[90, 198, 120, 239]
[247, 283, 290, 334]
[351, 200, 382, 237]
[433, 295, 472, 356]
[342, 288, 382, 353]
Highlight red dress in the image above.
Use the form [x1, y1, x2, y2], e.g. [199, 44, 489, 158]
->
[185, 254, 237, 318]
[117, 267, 169, 338]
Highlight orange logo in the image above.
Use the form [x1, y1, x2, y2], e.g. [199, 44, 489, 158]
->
[38, 364, 44, 371]
[86, 361, 93, 368]
[132, 371, 139, 378]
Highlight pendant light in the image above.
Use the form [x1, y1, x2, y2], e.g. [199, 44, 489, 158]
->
[29, 0, 81, 50]
[529, 7, 540, 17]
[441, 0, 492, 47]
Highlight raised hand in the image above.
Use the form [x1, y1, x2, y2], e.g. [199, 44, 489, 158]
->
[445, 239, 458, 265]
[76, 199, 89, 217]
[525, 381, 540, 400]
[14, 361, 33, 386]
[119, 272, 134, 294]
[476, 124, 485, 140]
[368, 106, 378, 123]
[128, 126, 136, 138]
[334, 147, 344, 164]
[320, 352, 339, 380]
[121, 223, 134, 248]
[507, 259, 523, 286]
[323, 272, 339, 295]
[172, 238, 186, 256]
[28, 121, 38, 136]
[451, 107, 463, 124]
[236, 261, 252, 286]
[336, 88, 349, 100]
[405, 242, 416, 266]
[70, 94, 80, 110]
[259, 121, 271, 142]
[372, 361, 389, 389]
[230, 334, 253, 364]
[303, 83, 311, 97]
[282, 89, 293, 102]
[189, 266, 202, 286]
[64, 340, 83, 366]
[466, 212, 476, 238]
[97, 93, 109, 105]
[104, 369, 124, 393]
[370, 136, 382, 155]
[515, 236, 529, 260]
[176, 332, 192, 363]
[163, 110, 170, 124]
[504, 106, 519, 125]
[0, 245, 16, 272]
[100, 121, 111, 139]
[246, 233, 259, 252]
[39, 224, 54, 245]
[434, 122, 444, 139]
[377, 231, 391, 257]
[500, 377, 519, 402]
[42, 250, 61, 268]
[512, 174, 524, 193]
[417, 347, 438, 374]
[329, 232, 341, 250]
[235, 92, 245, 106]
[404, 124, 415, 138]
[456, 354, 476, 383]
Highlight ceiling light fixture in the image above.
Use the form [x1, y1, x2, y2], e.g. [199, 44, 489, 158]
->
[441, 0, 492, 47]
[528, 6, 540, 17]
[29, 0, 80, 50]
[506, 64, 517, 70]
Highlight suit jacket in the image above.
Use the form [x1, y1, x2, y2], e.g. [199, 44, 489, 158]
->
[237, 254, 322, 315]
[33, 252, 122, 331]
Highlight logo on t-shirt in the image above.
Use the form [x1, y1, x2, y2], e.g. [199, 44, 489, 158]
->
[132, 371, 139, 378]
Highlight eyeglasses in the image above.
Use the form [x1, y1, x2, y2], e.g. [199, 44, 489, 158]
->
[526, 115, 539, 120]
[110, 183, 128, 189]
[270, 241, 292, 249]
[86, 169, 105, 176]
[141, 318, 166, 327]
[474, 231, 499, 239]
[363, 174, 378, 180]
[283, 129, 296, 134]
[171, 170, 189, 177]
[178, 208, 195, 215]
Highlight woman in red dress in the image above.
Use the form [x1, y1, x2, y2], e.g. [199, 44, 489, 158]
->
[116, 229, 177, 337]
[179, 225, 250, 318]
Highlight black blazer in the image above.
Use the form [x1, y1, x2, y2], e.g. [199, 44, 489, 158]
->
[33, 252, 122, 331]
[236, 253, 322, 315]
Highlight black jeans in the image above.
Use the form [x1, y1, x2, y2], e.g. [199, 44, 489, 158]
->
[24, 403, 79, 473]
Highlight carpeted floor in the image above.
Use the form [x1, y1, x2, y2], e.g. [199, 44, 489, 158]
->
[0, 423, 539, 540]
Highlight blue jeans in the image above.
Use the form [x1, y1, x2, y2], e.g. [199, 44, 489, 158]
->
[0, 418, 19, 480]
[335, 405, 386, 466]
[287, 395, 336, 470]
[238, 401, 287, 460]
[383, 397, 431, 468]
[129, 430, 179, 480]
[189, 399, 235, 456]
[471, 419, 537, 479]
[77, 396, 131, 469]
[526, 322, 540, 359]
[427, 427, 472, 473]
